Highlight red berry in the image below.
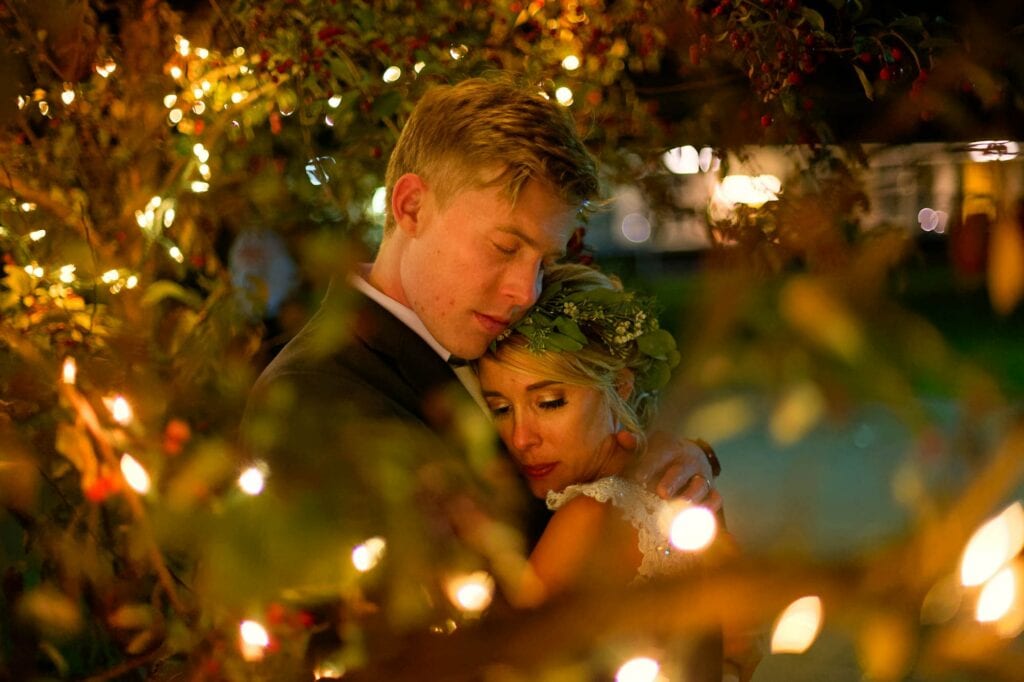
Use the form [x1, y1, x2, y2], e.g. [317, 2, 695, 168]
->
[858, 52, 872, 64]
[760, 114, 773, 127]
[879, 66, 892, 81]
[786, 71, 801, 86]
[890, 46, 903, 61]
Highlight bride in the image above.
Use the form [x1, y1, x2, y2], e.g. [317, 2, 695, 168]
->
[476, 262, 759, 680]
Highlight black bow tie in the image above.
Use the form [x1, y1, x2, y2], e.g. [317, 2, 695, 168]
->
[447, 355, 470, 367]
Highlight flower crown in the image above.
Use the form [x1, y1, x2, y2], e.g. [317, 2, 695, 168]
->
[494, 271, 680, 392]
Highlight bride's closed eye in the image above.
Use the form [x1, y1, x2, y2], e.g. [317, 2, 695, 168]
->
[487, 402, 512, 418]
[538, 397, 566, 410]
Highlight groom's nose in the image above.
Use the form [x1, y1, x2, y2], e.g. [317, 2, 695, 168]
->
[499, 259, 543, 311]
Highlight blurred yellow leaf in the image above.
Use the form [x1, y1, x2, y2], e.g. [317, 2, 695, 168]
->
[17, 585, 83, 640]
[55, 421, 99, 488]
[769, 382, 825, 446]
[108, 603, 156, 630]
[680, 396, 756, 444]
[780, 276, 864, 362]
[987, 218, 1024, 315]
[857, 611, 915, 681]
[0, 450, 39, 513]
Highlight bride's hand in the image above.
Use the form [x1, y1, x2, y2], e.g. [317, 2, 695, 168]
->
[618, 431, 723, 511]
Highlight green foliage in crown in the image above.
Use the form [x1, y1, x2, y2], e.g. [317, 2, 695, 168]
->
[496, 278, 681, 392]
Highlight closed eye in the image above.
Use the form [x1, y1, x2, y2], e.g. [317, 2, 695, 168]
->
[493, 241, 519, 256]
[488, 403, 511, 418]
[538, 397, 566, 410]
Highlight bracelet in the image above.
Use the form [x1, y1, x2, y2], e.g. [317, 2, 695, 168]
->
[695, 438, 721, 477]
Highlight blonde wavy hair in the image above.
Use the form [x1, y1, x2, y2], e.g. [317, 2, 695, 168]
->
[383, 75, 601, 233]
[484, 264, 664, 451]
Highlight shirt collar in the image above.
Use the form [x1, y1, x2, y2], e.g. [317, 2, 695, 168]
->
[349, 265, 454, 362]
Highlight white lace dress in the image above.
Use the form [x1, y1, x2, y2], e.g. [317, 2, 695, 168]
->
[545, 475, 696, 581]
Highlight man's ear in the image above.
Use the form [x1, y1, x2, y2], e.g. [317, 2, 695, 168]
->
[615, 369, 635, 401]
[391, 173, 427, 235]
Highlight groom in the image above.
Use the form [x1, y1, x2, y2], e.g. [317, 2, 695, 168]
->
[242, 75, 721, 662]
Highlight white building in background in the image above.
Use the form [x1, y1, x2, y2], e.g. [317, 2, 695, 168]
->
[597, 141, 1023, 254]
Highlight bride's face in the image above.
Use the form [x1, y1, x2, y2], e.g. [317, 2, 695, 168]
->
[477, 355, 622, 498]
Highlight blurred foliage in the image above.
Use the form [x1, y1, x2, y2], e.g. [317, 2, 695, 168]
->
[1, 0, 1024, 680]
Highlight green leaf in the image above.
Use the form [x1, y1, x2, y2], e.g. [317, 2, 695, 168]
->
[853, 64, 875, 101]
[554, 316, 587, 344]
[636, 329, 676, 360]
[544, 333, 584, 352]
[801, 7, 826, 31]
[891, 16, 925, 33]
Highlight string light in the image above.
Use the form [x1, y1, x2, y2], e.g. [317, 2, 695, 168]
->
[561, 54, 581, 71]
[38, 101, 50, 116]
[169, 65, 183, 80]
[189, 181, 209, 193]
[351, 537, 387, 572]
[125, 275, 139, 289]
[314, 663, 345, 679]
[668, 505, 718, 551]
[106, 394, 134, 425]
[449, 44, 468, 60]
[327, 95, 342, 108]
[444, 571, 494, 613]
[168, 245, 185, 262]
[62, 357, 77, 385]
[195, 47, 210, 59]
[120, 453, 151, 494]
[61, 85, 75, 105]
[192, 101, 206, 115]
[163, 208, 176, 228]
[414, 61, 426, 74]
[230, 91, 246, 104]
[615, 656, 661, 682]
[176, 35, 191, 57]
[382, 66, 402, 83]
[233, 47, 246, 57]
[770, 596, 824, 654]
[168, 109, 183, 124]
[20, 202, 37, 212]
[199, 164, 211, 180]
[239, 619, 270, 661]
[17, 95, 27, 110]
[237, 463, 268, 495]
[29, 229, 46, 241]
[193, 144, 210, 163]
[94, 57, 116, 78]
[961, 501, 1024, 587]
[555, 86, 574, 106]
[101, 269, 120, 283]
[977, 566, 1016, 623]
[58, 264, 76, 284]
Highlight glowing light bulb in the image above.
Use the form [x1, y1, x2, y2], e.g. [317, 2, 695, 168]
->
[445, 571, 494, 613]
[961, 501, 1024, 587]
[58, 264, 76, 284]
[233, 47, 246, 57]
[192, 143, 209, 162]
[21, 202, 37, 212]
[663, 145, 700, 175]
[169, 65, 183, 80]
[168, 109, 183, 124]
[196, 47, 209, 59]
[125, 275, 139, 289]
[189, 181, 209, 194]
[120, 453, 151, 494]
[29, 229, 47, 241]
[106, 395, 133, 424]
[327, 95, 342, 108]
[176, 36, 191, 57]
[61, 87, 75, 105]
[669, 505, 718, 551]
[555, 86, 574, 106]
[382, 66, 402, 83]
[351, 537, 387, 572]
[238, 463, 268, 495]
[615, 656, 660, 682]
[414, 61, 425, 73]
[101, 269, 120, 283]
[230, 91, 246, 104]
[192, 101, 206, 115]
[562, 55, 581, 71]
[38, 101, 50, 116]
[977, 567, 1016, 623]
[239, 619, 269, 661]
[168, 246, 185, 262]
[449, 44, 468, 60]
[771, 596, 824, 654]
[62, 357, 77, 385]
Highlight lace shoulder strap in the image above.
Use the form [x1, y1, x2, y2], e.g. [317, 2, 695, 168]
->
[546, 477, 695, 580]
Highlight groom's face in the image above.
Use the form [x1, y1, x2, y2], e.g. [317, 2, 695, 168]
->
[400, 178, 576, 359]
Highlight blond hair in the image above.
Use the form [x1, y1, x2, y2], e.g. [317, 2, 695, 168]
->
[484, 264, 663, 450]
[383, 75, 601, 232]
